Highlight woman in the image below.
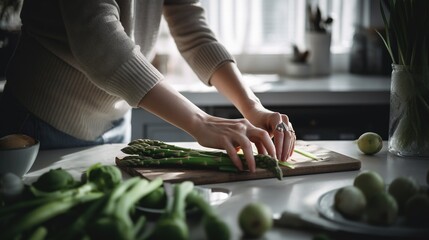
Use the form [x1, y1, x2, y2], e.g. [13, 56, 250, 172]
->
[0, 0, 295, 172]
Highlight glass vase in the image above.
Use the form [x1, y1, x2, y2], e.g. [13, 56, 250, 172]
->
[388, 64, 429, 158]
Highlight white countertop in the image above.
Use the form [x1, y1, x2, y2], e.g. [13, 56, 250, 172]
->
[167, 74, 391, 106]
[24, 141, 429, 240]
[1, 73, 390, 106]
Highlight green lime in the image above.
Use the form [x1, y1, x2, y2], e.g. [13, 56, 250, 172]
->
[405, 194, 429, 226]
[334, 186, 366, 220]
[388, 177, 419, 213]
[356, 132, 383, 155]
[367, 192, 398, 226]
[353, 171, 385, 201]
[238, 202, 273, 238]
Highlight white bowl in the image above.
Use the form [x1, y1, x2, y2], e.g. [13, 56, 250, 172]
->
[0, 140, 40, 177]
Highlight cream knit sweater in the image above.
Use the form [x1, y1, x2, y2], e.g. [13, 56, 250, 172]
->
[5, 0, 234, 140]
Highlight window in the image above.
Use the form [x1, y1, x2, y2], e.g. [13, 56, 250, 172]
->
[200, 0, 360, 54]
[156, 0, 364, 75]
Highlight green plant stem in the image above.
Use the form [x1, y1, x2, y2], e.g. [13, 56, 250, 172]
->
[27, 226, 48, 240]
[293, 148, 319, 160]
[116, 178, 163, 228]
[0, 182, 97, 218]
[186, 190, 231, 240]
[88, 177, 162, 240]
[61, 194, 108, 240]
[148, 181, 194, 240]
[0, 192, 102, 239]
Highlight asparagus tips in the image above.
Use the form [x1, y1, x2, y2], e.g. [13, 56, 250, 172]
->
[119, 139, 290, 180]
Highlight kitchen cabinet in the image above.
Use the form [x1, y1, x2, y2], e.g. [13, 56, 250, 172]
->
[132, 74, 391, 141]
[132, 104, 389, 141]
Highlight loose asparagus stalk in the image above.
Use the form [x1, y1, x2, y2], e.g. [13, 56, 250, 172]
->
[27, 226, 48, 240]
[59, 178, 141, 240]
[186, 190, 231, 240]
[119, 139, 293, 180]
[293, 148, 320, 160]
[148, 181, 194, 240]
[0, 190, 103, 239]
[88, 177, 163, 240]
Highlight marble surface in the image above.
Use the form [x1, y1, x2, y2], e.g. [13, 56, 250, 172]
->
[24, 141, 429, 240]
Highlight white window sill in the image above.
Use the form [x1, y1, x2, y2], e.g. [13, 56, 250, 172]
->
[234, 51, 351, 75]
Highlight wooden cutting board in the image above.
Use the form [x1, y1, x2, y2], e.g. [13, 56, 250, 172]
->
[116, 141, 361, 185]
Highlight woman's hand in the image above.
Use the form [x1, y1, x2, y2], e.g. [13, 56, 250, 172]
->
[245, 109, 296, 162]
[208, 62, 295, 162]
[192, 116, 276, 173]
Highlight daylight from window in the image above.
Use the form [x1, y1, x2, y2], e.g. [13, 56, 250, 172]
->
[155, 0, 361, 76]
[199, 0, 359, 54]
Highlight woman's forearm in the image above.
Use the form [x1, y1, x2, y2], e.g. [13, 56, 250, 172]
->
[209, 62, 265, 121]
[138, 63, 263, 136]
[137, 80, 207, 138]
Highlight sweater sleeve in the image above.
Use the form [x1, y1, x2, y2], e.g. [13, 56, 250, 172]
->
[163, 0, 235, 86]
[58, 0, 162, 107]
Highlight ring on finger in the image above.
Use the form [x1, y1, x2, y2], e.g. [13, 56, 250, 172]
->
[275, 122, 289, 132]
[276, 122, 295, 134]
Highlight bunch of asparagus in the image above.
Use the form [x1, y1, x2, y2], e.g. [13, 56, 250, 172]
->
[117, 139, 294, 180]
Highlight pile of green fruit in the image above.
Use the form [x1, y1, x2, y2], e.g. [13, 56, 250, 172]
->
[0, 164, 230, 240]
[334, 170, 429, 226]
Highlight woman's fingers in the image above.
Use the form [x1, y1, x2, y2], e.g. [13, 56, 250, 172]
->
[224, 142, 244, 171]
[271, 115, 291, 161]
[237, 138, 256, 173]
[282, 127, 295, 160]
[273, 129, 284, 160]
[286, 122, 296, 158]
[281, 127, 294, 161]
[250, 128, 276, 159]
[289, 137, 296, 157]
[195, 117, 275, 173]
[270, 114, 296, 161]
[254, 142, 268, 155]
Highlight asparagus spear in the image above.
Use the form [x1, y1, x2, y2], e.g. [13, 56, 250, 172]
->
[186, 190, 231, 240]
[119, 139, 293, 180]
[148, 181, 194, 240]
[0, 190, 103, 239]
[88, 177, 163, 240]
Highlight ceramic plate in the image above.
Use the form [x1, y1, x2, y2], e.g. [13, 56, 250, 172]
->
[317, 188, 429, 238]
